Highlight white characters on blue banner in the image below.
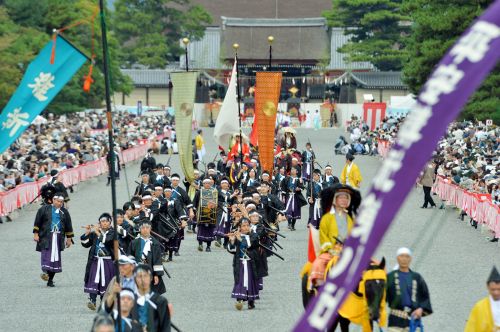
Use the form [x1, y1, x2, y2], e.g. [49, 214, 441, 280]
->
[28, 72, 55, 102]
[2, 107, 30, 137]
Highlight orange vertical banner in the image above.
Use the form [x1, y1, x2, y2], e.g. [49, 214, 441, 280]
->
[254, 72, 282, 173]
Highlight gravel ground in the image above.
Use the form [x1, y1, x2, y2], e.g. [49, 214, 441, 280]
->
[0, 127, 497, 332]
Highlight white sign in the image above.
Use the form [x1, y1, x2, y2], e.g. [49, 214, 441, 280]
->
[486, 119, 493, 126]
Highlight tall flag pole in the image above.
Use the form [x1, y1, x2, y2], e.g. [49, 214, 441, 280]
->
[233, 43, 243, 164]
[182, 38, 190, 71]
[268, 35, 274, 70]
[98, 1, 121, 330]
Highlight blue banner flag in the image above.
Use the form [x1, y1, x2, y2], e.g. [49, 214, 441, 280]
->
[0, 35, 88, 154]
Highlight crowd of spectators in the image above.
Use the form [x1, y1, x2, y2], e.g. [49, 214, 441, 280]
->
[0, 112, 167, 193]
[335, 115, 406, 156]
[434, 122, 499, 206]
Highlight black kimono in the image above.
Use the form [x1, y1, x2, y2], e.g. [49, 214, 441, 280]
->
[33, 204, 74, 274]
[130, 292, 171, 332]
[33, 204, 74, 252]
[386, 269, 433, 328]
[159, 198, 186, 252]
[322, 174, 340, 188]
[128, 236, 166, 295]
[81, 229, 116, 295]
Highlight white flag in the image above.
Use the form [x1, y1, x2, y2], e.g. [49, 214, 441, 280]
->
[213, 58, 240, 149]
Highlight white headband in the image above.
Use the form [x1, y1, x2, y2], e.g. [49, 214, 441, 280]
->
[203, 179, 211, 183]
[396, 247, 412, 257]
[142, 195, 152, 200]
[120, 289, 135, 299]
[221, 180, 229, 184]
[53, 195, 64, 200]
[171, 176, 180, 180]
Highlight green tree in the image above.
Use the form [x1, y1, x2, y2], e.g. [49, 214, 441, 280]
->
[403, 0, 499, 122]
[0, 0, 132, 114]
[113, 0, 212, 68]
[323, 0, 410, 71]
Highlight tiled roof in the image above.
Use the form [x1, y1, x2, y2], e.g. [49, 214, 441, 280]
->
[328, 28, 373, 70]
[180, 27, 223, 70]
[351, 71, 406, 89]
[120, 69, 171, 87]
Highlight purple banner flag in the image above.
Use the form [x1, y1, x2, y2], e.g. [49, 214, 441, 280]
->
[294, 1, 500, 331]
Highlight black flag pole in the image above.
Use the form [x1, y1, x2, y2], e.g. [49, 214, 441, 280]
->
[233, 43, 243, 166]
[99, 1, 121, 331]
[268, 35, 274, 70]
[182, 38, 190, 72]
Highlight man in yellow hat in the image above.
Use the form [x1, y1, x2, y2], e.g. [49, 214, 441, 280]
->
[465, 266, 500, 331]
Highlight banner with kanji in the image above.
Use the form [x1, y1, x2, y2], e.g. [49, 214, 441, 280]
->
[254, 72, 282, 173]
[0, 35, 87, 154]
[171, 71, 198, 184]
[362, 102, 387, 130]
[294, 1, 500, 331]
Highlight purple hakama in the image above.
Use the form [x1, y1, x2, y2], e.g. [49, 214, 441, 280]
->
[41, 232, 62, 273]
[84, 257, 115, 295]
[197, 223, 215, 242]
[285, 193, 301, 219]
[231, 259, 260, 301]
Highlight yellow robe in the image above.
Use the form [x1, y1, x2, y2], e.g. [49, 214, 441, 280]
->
[464, 297, 498, 332]
[319, 212, 354, 247]
[195, 134, 204, 150]
[340, 162, 362, 188]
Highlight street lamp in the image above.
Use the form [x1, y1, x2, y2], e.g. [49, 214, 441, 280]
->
[182, 37, 190, 71]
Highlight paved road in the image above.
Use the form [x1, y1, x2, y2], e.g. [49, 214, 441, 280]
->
[0, 127, 497, 332]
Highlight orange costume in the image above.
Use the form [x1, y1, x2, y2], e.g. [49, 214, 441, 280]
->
[228, 142, 250, 162]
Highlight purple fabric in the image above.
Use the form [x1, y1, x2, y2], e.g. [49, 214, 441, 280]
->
[84, 258, 116, 295]
[40, 232, 62, 273]
[197, 223, 216, 242]
[231, 260, 260, 301]
[214, 217, 231, 237]
[285, 194, 302, 219]
[294, 2, 500, 331]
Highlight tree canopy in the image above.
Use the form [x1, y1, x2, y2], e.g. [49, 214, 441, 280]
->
[113, 0, 212, 68]
[0, 0, 132, 114]
[402, 0, 499, 122]
[323, 0, 410, 71]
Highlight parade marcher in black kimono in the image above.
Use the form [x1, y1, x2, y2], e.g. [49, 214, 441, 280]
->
[116, 209, 134, 253]
[134, 172, 154, 198]
[130, 264, 172, 332]
[322, 165, 340, 188]
[123, 202, 140, 235]
[46, 170, 70, 203]
[242, 168, 259, 192]
[139, 191, 156, 224]
[386, 247, 433, 330]
[214, 178, 234, 248]
[217, 151, 228, 177]
[307, 169, 323, 229]
[228, 218, 260, 310]
[81, 213, 116, 311]
[193, 178, 217, 252]
[140, 149, 156, 174]
[248, 210, 268, 292]
[128, 220, 166, 295]
[106, 148, 121, 186]
[153, 164, 170, 189]
[100, 287, 143, 332]
[301, 142, 316, 181]
[259, 181, 286, 228]
[33, 192, 73, 287]
[171, 173, 195, 231]
[281, 166, 307, 231]
[160, 186, 187, 262]
[273, 167, 286, 199]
